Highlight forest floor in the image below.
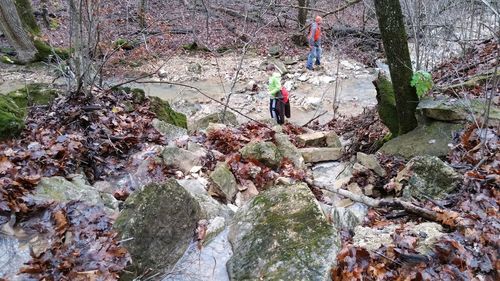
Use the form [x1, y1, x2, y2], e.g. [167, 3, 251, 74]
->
[0, 0, 498, 280]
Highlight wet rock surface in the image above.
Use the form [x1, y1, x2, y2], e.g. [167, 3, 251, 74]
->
[398, 155, 462, 200]
[114, 179, 202, 279]
[227, 184, 340, 281]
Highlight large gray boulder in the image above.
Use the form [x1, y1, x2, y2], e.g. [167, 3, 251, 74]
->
[398, 156, 462, 200]
[114, 179, 201, 279]
[240, 141, 282, 168]
[30, 175, 118, 212]
[379, 121, 463, 159]
[274, 132, 305, 169]
[227, 184, 340, 280]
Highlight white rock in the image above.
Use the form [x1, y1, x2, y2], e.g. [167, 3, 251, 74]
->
[319, 76, 335, 84]
[298, 74, 309, 82]
[283, 80, 295, 91]
[301, 97, 322, 111]
[227, 204, 239, 213]
[190, 166, 203, 174]
[340, 60, 356, 70]
[309, 76, 320, 86]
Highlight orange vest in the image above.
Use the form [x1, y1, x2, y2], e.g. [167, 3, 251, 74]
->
[308, 23, 321, 42]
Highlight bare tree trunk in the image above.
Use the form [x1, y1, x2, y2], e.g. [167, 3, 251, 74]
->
[14, 0, 40, 35]
[0, 0, 37, 63]
[374, 0, 419, 134]
[297, 0, 309, 28]
[68, 0, 99, 94]
[138, 0, 148, 29]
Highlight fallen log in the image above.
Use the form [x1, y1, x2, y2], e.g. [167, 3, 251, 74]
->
[305, 177, 463, 229]
[328, 27, 381, 39]
[211, 6, 261, 23]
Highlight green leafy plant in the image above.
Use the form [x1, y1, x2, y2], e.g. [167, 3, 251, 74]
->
[411, 70, 433, 98]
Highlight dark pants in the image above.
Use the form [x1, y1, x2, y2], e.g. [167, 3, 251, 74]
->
[270, 98, 290, 124]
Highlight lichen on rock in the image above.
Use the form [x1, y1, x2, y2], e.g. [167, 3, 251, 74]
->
[227, 184, 340, 280]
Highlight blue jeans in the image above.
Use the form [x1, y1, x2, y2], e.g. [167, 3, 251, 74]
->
[306, 45, 321, 69]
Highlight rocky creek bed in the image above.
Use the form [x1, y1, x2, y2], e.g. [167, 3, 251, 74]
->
[1, 49, 499, 280]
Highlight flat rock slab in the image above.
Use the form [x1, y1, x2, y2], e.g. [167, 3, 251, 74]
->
[300, 147, 343, 163]
[418, 97, 500, 126]
[379, 121, 463, 159]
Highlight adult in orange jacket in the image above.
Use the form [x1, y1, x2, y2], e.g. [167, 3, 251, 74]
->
[306, 16, 322, 70]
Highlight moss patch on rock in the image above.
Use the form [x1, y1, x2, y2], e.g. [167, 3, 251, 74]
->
[379, 121, 463, 159]
[0, 84, 59, 139]
[374, 73, 399, 136]
[0, 95, 26, 139]
[227, 184, 339, 280]
[149, 96, 187, 129]
[6, 83, 58, 109]
[33, 39, 70, 61]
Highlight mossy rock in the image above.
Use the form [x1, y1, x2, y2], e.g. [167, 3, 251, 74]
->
[209, 162, 237, 201]
[114, 38, 135, 50]
[373, 73, 399, 136]
[182, 41, 210, 52]
[114, 179, 201, 279]
[190, 111, 238, 132]
[33, 40, 70, 61]
[399, 156, 462, 200]
[227, 184, 340, 280]
[418, 97, 500, 126]
[111, 87, 146, 103]
[149, 96, 187, 129]
[6, 83, 58, 109]
[240, 141, 283, 168]
[0, 95, 26, 139]
[379, 121, 463, 159]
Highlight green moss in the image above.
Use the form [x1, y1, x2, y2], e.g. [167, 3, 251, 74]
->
[149, 96, 187, 129]
[229, 185, 338, 280]
[114, 38, 135, 50]
[375, 73, 399, 136]
[15, 0, 40, 35]
[33, 40, 70, 61]
[6, 83, 58, 109]
[0, 95, 26, 139]
[49, 18, 60, 30]
[1, 55, 16, 64]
